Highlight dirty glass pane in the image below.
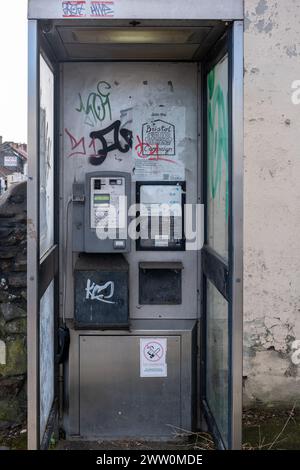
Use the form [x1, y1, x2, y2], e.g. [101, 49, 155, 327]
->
[207, 55, 229, 261]
[206, 280, 229, 447]
[40, 56, 54, 258]
[40, 281, 54, 442]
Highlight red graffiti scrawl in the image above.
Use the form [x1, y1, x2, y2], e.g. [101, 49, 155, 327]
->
[65, 122, 132, 166]
[65, 129, 86, 157]
[135, 136, 177, 164]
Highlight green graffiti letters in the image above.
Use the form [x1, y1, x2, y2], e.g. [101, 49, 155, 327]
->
[207, 67, 229, 218]
[76, 81, 112, 127]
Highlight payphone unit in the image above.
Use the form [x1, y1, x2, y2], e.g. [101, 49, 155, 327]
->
[72, 171, 131, 254]
[72, 171, 131, 329]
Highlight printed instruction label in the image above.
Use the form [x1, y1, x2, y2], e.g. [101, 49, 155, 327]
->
[140, 338, 167, 377]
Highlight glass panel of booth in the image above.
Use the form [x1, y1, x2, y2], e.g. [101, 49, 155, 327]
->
[39, 55, 54, 258]
[39, 281, 54, 441]
[206, 279, 229, 447]
[207, 54, 229, 261]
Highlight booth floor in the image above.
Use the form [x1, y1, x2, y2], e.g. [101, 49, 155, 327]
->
[55, 436, 215, 451]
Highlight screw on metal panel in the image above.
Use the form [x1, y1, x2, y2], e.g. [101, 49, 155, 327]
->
[41, 22, 53, 34]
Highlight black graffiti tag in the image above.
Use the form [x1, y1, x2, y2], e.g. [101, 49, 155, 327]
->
[89, 120, 132, 165]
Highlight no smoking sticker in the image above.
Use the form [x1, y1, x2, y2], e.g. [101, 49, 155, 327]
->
[140, 338, 167, 377]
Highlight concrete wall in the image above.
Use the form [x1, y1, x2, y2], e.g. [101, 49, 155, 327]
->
[244, 0, 300, 406]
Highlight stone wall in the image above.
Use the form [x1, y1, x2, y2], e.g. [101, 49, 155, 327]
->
[0, 182, 27, 429]
[244, 0, 300, 406]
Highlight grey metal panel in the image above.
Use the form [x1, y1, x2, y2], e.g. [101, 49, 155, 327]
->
[230, 21, 244, 451]
[181, 322, 197, 431]
[196, 61, 203, 430]
[66, 319, 196, 438]
[28, 0, 244, 20]
[80, 335, 180, 438]
[27, 20, 40, 451]
[60, 62, 198, 320]
[72, 183, 85, 252]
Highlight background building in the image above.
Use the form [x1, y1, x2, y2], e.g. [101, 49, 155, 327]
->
[0, 136, 27, 193]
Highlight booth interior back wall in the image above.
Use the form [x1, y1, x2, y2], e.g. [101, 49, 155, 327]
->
[60, 62, 200, 321]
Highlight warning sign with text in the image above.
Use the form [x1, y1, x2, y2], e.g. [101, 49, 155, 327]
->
[140, 338, 167, 378]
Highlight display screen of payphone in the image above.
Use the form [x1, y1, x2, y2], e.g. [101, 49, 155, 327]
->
[137, 182, 185, 250]
[91, 177, 126, 230]
[94, 194, 110, 204]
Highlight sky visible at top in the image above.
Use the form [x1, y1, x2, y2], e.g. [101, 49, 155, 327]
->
[0, 0, 27, 143]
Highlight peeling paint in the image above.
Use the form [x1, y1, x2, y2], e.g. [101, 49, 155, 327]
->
[256, 0, 268, 16]
[284, 45, 298, 57]
[244, 16, 251, 32]
[244, 0, 300, 407]
[264, 21, 274, 34]
[255, 18, 265, 33]
[255, 18, 274, 34]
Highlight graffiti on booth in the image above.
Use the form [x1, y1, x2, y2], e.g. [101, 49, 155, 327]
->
[67, 81, 183, 173]
[90, 1, 114, 17]
[62, 1, 86, 17]
[90, 120, 132, 165]
[207, 59, 229, 218]
[76, 81, 112, 127]
[62, 1, 114, 18]
[134, 136, 178, 165]
[85, 279, 116, 304]
[65, 120, 132, 166]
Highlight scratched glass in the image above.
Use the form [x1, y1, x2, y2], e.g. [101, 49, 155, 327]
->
[207, 55, 229, 261]
[39, 281, 54, 442]
[40, 56, 54, 258]
[206, 280, 229, 447]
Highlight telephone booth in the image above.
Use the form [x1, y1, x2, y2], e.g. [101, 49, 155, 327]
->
[27, 0, 244, 450]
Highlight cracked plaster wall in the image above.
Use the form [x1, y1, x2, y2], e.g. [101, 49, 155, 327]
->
[244, 0, 300, 406]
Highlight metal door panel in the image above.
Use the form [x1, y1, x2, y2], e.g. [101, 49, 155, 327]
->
[79, 335, 181, 438]
[201, 21, 243, 450]
[27, 21, 59, 449]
